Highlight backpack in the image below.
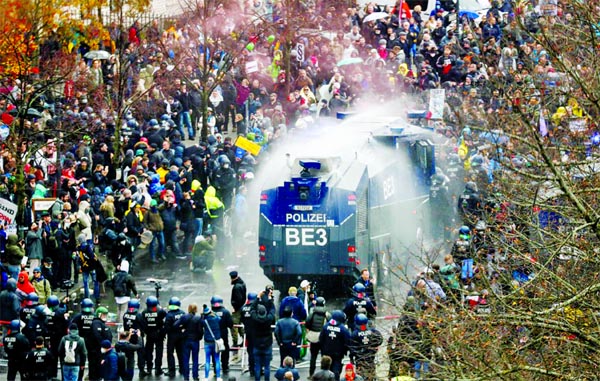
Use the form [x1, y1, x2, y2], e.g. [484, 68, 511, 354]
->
[117, 351, 129, 380]
[112, 272, 128, 297]
[65, 340, 77, 363]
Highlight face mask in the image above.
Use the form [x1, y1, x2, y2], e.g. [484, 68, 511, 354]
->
[223, 164, 229, 169]
[101, 348, 109, 354]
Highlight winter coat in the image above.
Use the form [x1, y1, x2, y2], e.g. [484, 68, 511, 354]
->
[76, 200, 93, 241]
[251, 302, 275, 349]
[26, 228, 43, 260]
[0, 281, 20, 321]
[274, 317, 302, 346]
[144, 208, 164, 232]
[5, 234, 24, 266]
[202, 312, 221, 342]
[101, 348, 119, 381]
[230, 277, 247, 312]
[31, 275, 52, 304]
[279, 296, 307, 322]
[58, 328, 88, 366]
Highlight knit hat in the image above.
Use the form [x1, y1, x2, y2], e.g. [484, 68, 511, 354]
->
[101, 340, 112, 349]
[229, 271, 238, 279]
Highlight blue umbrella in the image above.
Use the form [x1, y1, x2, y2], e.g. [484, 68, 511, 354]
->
[479, 131, 509, 145]
[459, 10, 479, 20]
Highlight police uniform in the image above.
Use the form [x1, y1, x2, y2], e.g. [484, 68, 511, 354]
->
[140, 306, 167, 375]
[89, 316, 112, 381]
[47, 303, 69, 379]
[350, 325, 383, 380]
[123, 308, 146, 374]
[20, 304, 38, 326]
[164, 307, 185, 377]
[240, 300, 256, 375]
[342, 297, 376, 331]
[211, 304, 234, 372]
[23, 309, 49, 348]
[3, 328, 30, 381]
[318, 311, 350, 380]
[25, 344, 55, 381]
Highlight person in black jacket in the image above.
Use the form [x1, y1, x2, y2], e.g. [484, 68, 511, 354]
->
[3, 320, 30, 381]
[115, 330, 143, 381]
[230, 271, 246, 348]
[274, 306, 302, 366]
[175, 303, 204, 381]
[46, 295, 69, 380]
[140, 296, 167, 377]
[240, 292, 258, 376]
[165, 297, 185, 378]
[319, 310, 351, 380]
[210, 295, 234, 373]
[251, 293, 276, 381]
[305, 297, 330, 376]
[25, 336, 55, 381]
[89, 307, 112, 381]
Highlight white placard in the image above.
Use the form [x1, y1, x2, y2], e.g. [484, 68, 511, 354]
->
[428, 89, 446, 120]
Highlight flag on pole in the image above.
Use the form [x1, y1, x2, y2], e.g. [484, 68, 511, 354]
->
[539, 113, 548, 137]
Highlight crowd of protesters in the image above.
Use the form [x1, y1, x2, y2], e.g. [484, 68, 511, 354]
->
[0, 0, 594, 379]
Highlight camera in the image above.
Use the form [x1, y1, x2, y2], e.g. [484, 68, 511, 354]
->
[61, 279, 75, 290]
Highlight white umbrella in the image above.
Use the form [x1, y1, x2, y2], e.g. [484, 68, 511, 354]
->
[84, 50, 111, 60]
[363, 12, 389, 23]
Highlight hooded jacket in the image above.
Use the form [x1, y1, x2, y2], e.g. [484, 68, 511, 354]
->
[76, 200, 93, 241]
[204, 186, 224, 218]
[58, 328, 88, 366]
[5, 234, 24, 266]
[0, 278, 20, 321]
[31, 274, 51, 304]
[18, 271, 36, 295]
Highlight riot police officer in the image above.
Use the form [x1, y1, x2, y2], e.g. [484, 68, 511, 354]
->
[122, 298, 146, 377]
[443, 153, 465, 202]
[23, 305, 49, 347]
[343, 284, 376, 331]
[240, 292, 258, 376]
[89, 306, 112, 381]
[140, 296, 167, 376]
[46, 295, 69, 380]
[457, 181, 484, 227]
[349, 314, 383, 381]
[3, 320, 30, 381]
[429, 173, 452, 240]
[210, 295, 234, 373]
[319, 310, 351, 380]
[20, 292, 40, 325]
[165, 296, 185, 378]
[70, 298, 95, 381]
[25, 336, 54, 381]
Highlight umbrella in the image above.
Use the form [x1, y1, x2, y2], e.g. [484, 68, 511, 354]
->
[8, 107, 43, 119]
[459, 10, 479, 20]
[84, 50, 111, 60]
[479, 131, 509, 145]
[363, 12, 389, 23]
[337, 57, 364, 67]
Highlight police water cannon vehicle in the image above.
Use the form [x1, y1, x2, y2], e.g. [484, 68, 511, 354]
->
[258, 119, 436, 296]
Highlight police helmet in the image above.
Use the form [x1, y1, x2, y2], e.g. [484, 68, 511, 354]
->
[161, 114, 171, 121]
[81, 298, 94, 313]
[127, 119, 138, 128]
[247, 292, 258, 302]
[95, 306, 109, 317]
[218, 155, 231, 166]
[34, 305, 47, 318]
[316, 297, 326, 307]
[431, 174, 446, 185]
[27, 292, 39, 305]
[210, 295, 224, 307]
[355, 313, 369, 327]
[353, 283, 366, 294]
[465, 181, 478, 193]
[148, 119, 159, 127]
[146, 296, 159, 308]
[448, 153, 461, 165]
[470, 155, 484, 168]
[459, 225, 470, 236]
[47, 295, 60, 308]
[331, 310, 346, 324]
[79, 112, 89, 120]
[128, 298, 141, 312]
[168, 297, 181, 307]
[9, 319, 21, 332]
